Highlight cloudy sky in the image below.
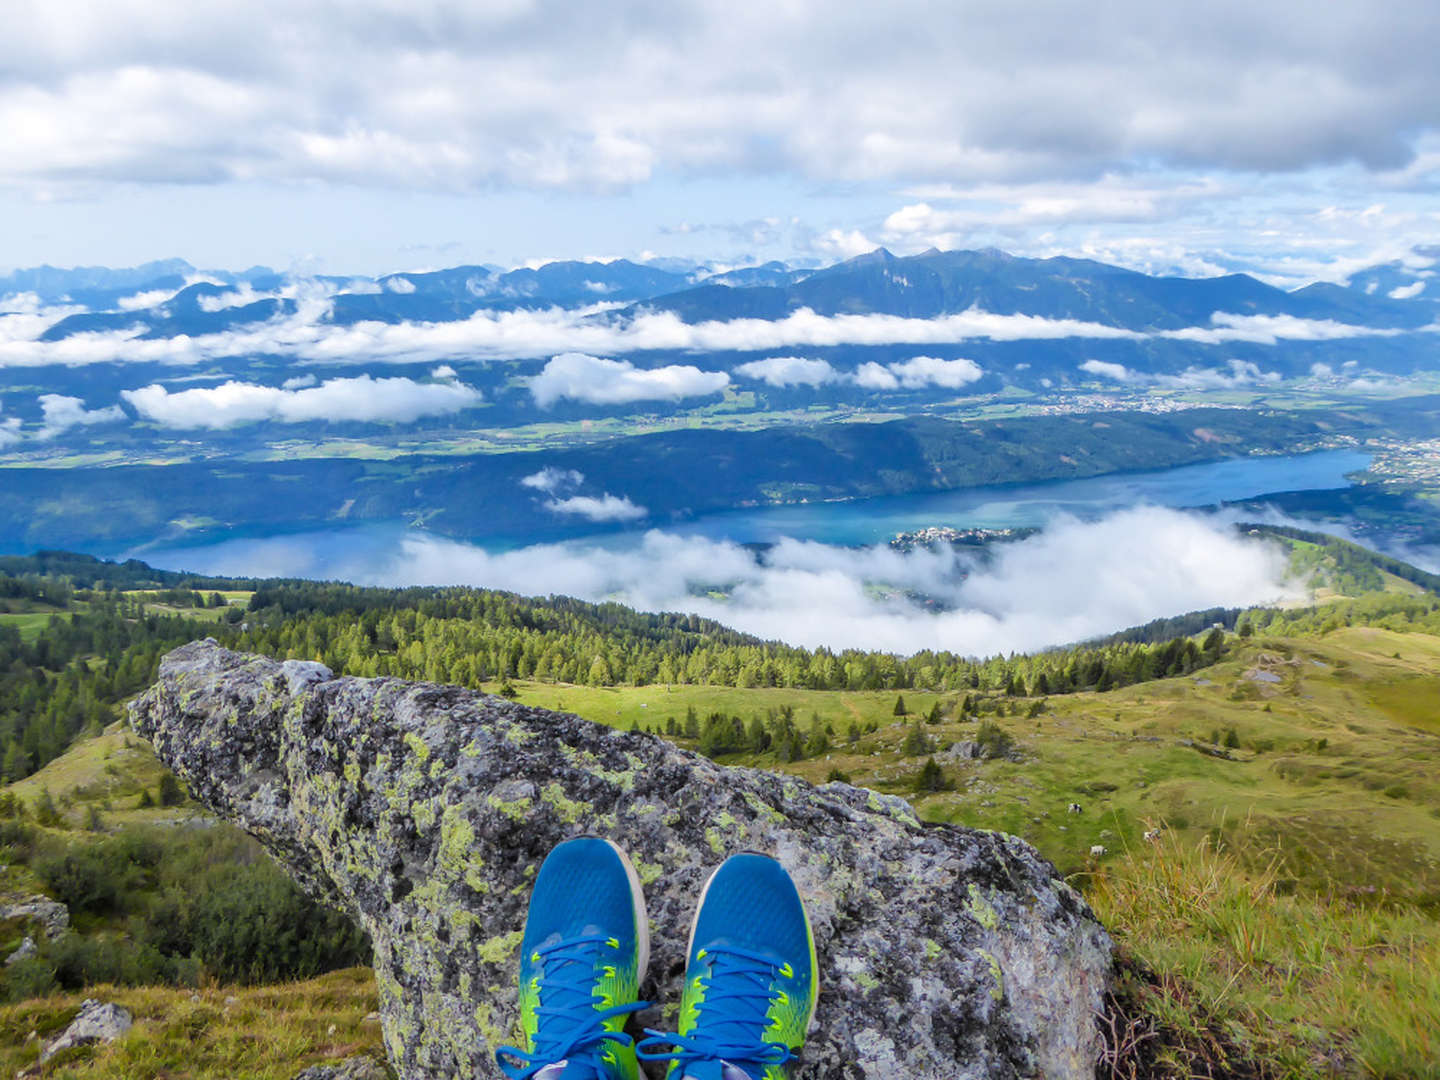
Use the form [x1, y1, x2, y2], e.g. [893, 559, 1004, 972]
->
[4, 1, 1439, 283]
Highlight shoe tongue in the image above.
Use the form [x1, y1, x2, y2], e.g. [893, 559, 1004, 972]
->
[535, 1064, 570, 1080]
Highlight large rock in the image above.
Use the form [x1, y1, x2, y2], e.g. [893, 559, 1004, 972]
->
[39, 999, 133, 1063]
[130, 641, 1111, 1079]
[1, 894, 70, 940]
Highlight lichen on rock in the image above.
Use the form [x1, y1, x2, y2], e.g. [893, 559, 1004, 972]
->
[130, 640, 1112, 1079]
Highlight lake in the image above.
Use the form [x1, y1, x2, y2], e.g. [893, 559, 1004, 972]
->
[134, 448, 1372, 579]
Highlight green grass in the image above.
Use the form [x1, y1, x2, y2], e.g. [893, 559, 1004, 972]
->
[0, 611, 63, 643]
[0, 968, 385, 1079]
[6, 728, 183, 829]
[1091, 829, 1440, 1079]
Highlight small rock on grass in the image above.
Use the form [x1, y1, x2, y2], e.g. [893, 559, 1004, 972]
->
[293, 1056, 389, 1080]
[38, 999, 133, 1064]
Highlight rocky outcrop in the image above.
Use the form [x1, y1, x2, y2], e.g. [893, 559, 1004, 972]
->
[1, 894, 70, 940]
[130, 641, 1112, 1080]
[5, 934, 37, 966]
[39, 999, 133, 1063]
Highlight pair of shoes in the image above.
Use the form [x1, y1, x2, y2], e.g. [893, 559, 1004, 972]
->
[494, 837, 818, 1080]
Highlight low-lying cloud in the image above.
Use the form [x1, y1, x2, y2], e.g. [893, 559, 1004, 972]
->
[122, 374, 482, 429]
[734, 353, 984, 391]
[1, 294, 1421, 370]
[518, 466, 647, 521]
[520, 467, 586, 493]
[543, 493, 648, 522]
[0, 406, 19, 448]
[146, 506, 1295, 656]
[36, 394, 126, 440]
[528, 352, 730, 406]
[1080, 357, 1280, 389]
[734, 355, 842, 387]
[855, 354, 984, 390]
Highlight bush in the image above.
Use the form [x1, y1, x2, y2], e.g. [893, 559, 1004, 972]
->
[157, 773, 185, 807]
[183, 861, 369, 983]
[901, 723, 934, 757]
[7, 825, 370, 1000]
[0, 957, 57, 1003]
[916, 757, 950, 793]
[825, 768, 851, 783]
[974, 721, 1015, 759]
[31, 831, 162, 915]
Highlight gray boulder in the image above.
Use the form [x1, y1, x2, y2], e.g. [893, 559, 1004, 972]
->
[40, 999, 133, 1063]
[130, 640, 1111, 1080]
[0, 894, 70, 940]
[293, 1055, 390, 1080]
[4, 934, 36, 966]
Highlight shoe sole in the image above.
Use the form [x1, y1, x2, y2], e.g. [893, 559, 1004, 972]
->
[686, 852, 820, 1036]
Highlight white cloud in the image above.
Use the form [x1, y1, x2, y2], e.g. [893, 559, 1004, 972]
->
[733, 355, 841, 387]
[0, 293, 45, 314]
[1389, 280, 1426, 299]
[145, 507, 1294, 656]
[35, 394, 125, 440]
[543, 493, 648, 522]
[1160, 359, 1280, 390]
[1080, 356, 1279, 389]
[885, 355, 984, 388]
[1080, 359, 1133, 381]
[1159, 311, 1410, 345]
[852, 355, 985, 391]
[0, 410, 19, 448]
[853, 361, 899, 389]
[122, 374, 482, 429]
[384, 277, 417, 294]
[281, 374, 316, 389]
[116, 288, 178, 311]
[431, 364, 458, 379]
[812, 229, 879, 260]
[528, 352, 729, 407]
[520, 467, 585, 492]
[2, 3, 1440, 198]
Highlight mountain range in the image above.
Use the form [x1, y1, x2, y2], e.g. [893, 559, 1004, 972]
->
[7, 246, 1437, 341]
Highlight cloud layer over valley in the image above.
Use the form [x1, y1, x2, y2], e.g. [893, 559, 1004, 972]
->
[148, 507, 1295, 656]
[0, 294, 1424, 372]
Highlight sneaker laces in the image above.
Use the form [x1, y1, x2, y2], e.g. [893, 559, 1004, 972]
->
[495, 932, 649, 1080]
[636, 945, 795, 1080]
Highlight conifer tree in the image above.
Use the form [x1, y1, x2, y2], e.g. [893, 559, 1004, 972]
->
[916, 757, 948, 793]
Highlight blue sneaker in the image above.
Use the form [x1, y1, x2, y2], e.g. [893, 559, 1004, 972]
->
[637, 853, 818, 1080]
[495, 837, 650, 1080]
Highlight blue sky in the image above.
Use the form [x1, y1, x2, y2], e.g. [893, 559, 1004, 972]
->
[3, 1, 1439, 286]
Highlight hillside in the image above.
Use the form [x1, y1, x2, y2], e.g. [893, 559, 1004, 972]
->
[0, 547, 1437, 1076]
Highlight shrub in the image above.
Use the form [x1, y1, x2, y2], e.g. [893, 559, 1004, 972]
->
[915, 757, 950, 793]
[901, 723, 934, 757]
[974, 721, 1015, 759]
[157, 773, 185, 807]
[0, 957, 57, 1003]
